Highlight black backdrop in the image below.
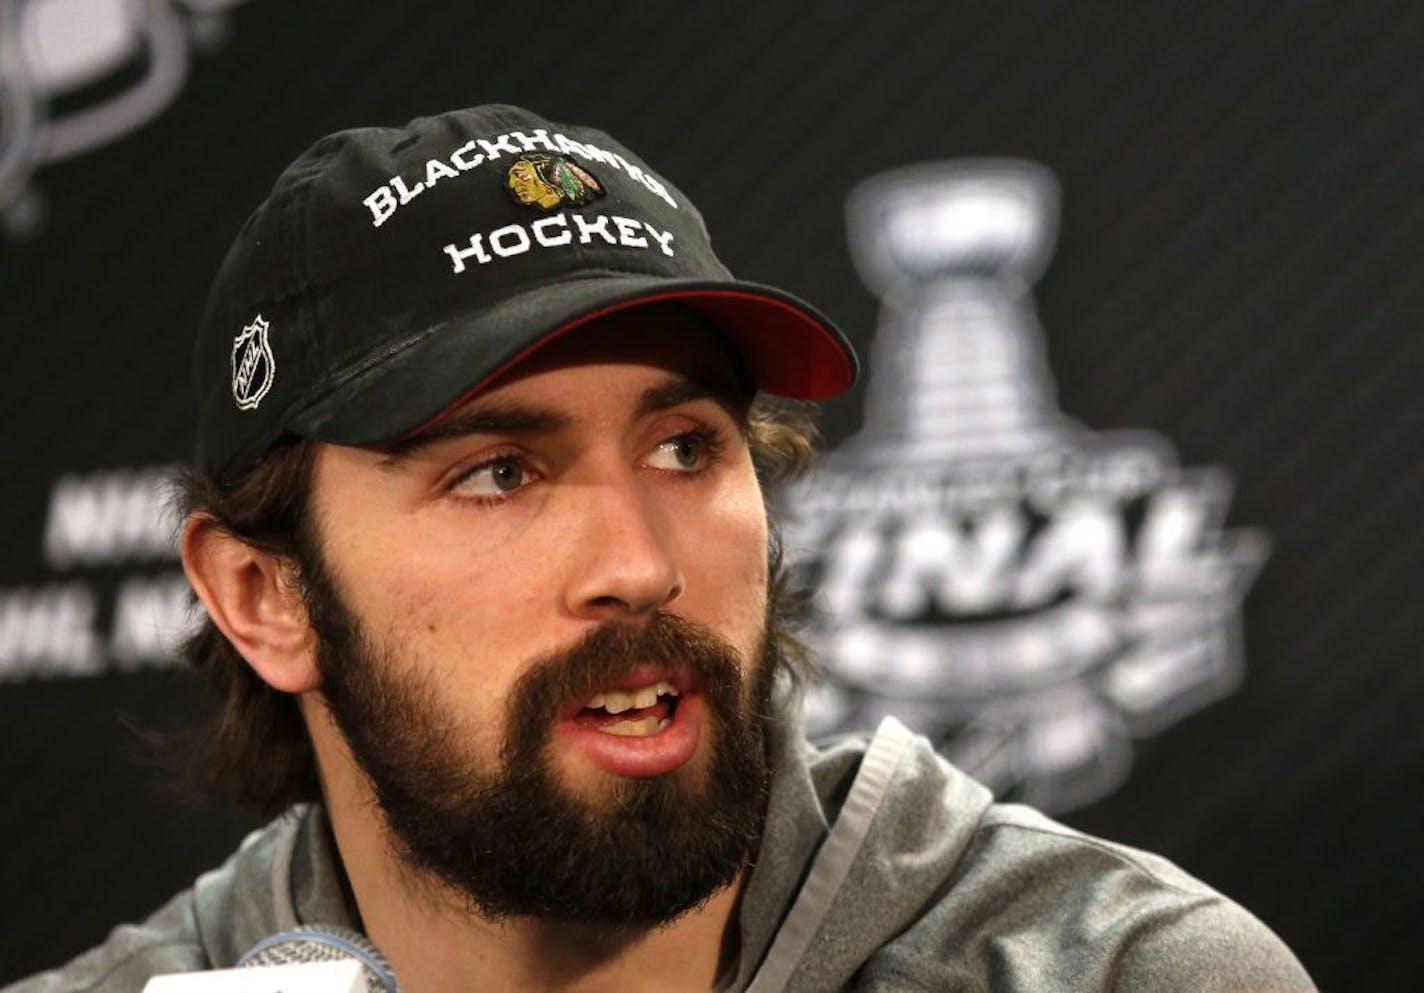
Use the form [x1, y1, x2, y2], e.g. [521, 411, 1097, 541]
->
[3, 2, 1421, 988]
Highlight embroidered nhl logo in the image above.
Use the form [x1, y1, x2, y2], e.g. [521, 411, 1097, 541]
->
[231, 314, 275, 411]
[505, 154, 605, 210]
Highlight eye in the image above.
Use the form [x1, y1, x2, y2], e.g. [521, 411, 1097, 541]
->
[646, 432, 708, 472]
[451, 456, 532, 499]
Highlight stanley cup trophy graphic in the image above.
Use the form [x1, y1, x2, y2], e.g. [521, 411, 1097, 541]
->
[783, 160, 1269, 813]
[843, 160, 1069, 465]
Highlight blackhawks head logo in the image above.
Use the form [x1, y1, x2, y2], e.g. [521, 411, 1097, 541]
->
[505, 154, 605, 209]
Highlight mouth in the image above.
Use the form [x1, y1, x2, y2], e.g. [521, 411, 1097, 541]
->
[552, 667, 703, 778]
[574, 679, 683, 738]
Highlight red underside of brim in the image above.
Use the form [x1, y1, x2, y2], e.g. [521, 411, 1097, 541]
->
[407, 287, 855, 442]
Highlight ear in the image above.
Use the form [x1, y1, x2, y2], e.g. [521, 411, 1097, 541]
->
[181, 513, 321, 694]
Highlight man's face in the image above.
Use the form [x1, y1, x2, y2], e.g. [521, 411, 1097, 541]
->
[507, 159, 559, 207]
[302, 306, 777, 925]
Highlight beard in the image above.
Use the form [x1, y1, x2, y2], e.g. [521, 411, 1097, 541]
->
[302, 554, 779, 930]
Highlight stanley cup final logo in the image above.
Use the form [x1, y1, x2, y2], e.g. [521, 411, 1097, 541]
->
[782, 161, 1268, 812]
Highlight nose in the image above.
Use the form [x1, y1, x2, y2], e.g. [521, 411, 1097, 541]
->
[563, 472, 684, 619]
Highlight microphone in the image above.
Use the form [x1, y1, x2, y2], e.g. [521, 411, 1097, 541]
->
[139, 925, 398, 993]
[141, 960, 365, 993]
[239, 926, 398, 993]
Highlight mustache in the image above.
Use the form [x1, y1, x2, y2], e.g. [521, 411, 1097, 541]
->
[501, 613, 748, 760]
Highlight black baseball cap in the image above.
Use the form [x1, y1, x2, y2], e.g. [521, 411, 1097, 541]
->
[195, 104, 857, 483]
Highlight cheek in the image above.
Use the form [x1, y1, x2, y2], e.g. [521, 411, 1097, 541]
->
[322, 518, 542, 723]
[331, 491, 548, 628]
[387, 553, 540, 668]
[680, 476, 770, 641]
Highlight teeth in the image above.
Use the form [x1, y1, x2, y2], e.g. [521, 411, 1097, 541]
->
[598, 716, 670, 737]
[603, 690, 635, 714]
[586, 680, 678, 714]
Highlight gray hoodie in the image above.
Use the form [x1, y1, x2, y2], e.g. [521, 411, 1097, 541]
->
[7, 686, 1315, 992]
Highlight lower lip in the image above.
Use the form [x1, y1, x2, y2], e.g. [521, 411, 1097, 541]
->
[552, 694, 704, 779]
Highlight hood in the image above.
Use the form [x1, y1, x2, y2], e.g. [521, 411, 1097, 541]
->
[732, 678, 995, 991]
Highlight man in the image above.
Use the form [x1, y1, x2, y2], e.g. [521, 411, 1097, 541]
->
[9, 105, 1315, 992]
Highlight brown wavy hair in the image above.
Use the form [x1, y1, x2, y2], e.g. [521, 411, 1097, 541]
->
[174, 397, 818, 816]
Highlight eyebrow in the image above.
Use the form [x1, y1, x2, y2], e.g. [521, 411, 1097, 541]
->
[376, 403, 572, 467]
[635, 376, 746, 421]
[376, 373, 748, 468]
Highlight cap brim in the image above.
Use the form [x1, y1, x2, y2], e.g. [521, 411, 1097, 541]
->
[289, 274, 857, 447]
